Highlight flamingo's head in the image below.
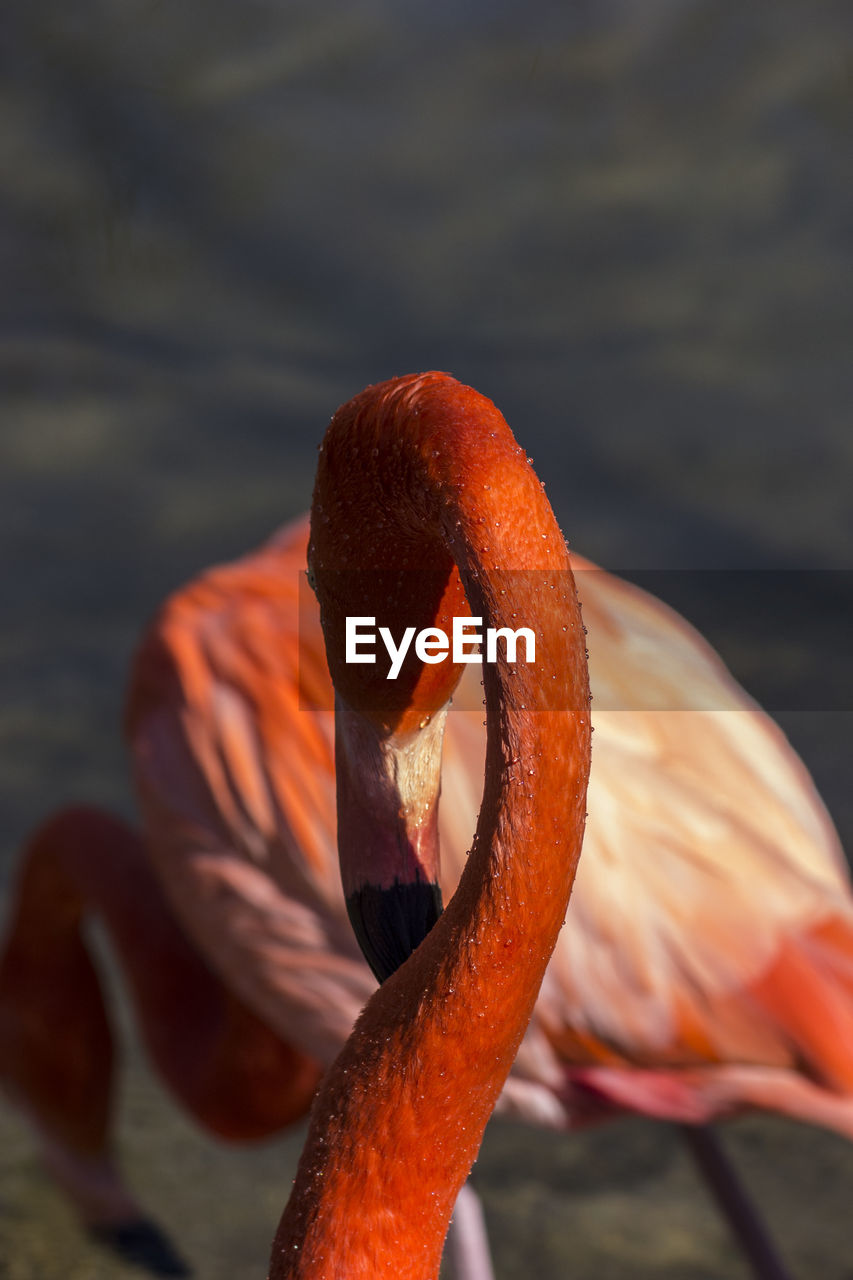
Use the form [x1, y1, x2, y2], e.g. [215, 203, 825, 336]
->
[308, 375, 475, 982]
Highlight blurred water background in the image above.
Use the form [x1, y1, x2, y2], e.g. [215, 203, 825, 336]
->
[1, 0, 852, 1276]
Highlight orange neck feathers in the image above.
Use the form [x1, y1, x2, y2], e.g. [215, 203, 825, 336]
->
[269, 372, 591, 1279]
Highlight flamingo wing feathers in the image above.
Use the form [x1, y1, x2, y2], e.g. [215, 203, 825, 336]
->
[520, 558, 853, 1123]
[126, 521, 374, 1068]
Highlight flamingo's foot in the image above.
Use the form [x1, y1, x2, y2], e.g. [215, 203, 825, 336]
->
[40, 1137, 192, 1275]
[89, 1219, 192, 1277]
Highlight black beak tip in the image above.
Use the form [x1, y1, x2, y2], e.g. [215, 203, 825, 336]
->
[346, 880, 443, 983]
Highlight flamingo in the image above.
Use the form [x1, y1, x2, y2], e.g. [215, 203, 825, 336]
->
[0, 372, 850, 1275]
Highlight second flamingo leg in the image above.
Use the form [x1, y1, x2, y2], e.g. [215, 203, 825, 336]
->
[680, 1124, 795, 1280]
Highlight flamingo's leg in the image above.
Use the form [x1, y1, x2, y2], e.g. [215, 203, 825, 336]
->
[680, 1125, 795, 1280]
[444, 1179, 496, 1280]
[0, 807, 318, 1275]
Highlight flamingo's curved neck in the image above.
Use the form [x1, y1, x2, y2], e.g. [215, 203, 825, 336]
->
[269, 373, 590, 1280]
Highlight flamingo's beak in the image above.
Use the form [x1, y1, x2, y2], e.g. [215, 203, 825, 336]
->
[345, 870, 443, 984]
[334, 697, 447, 983]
